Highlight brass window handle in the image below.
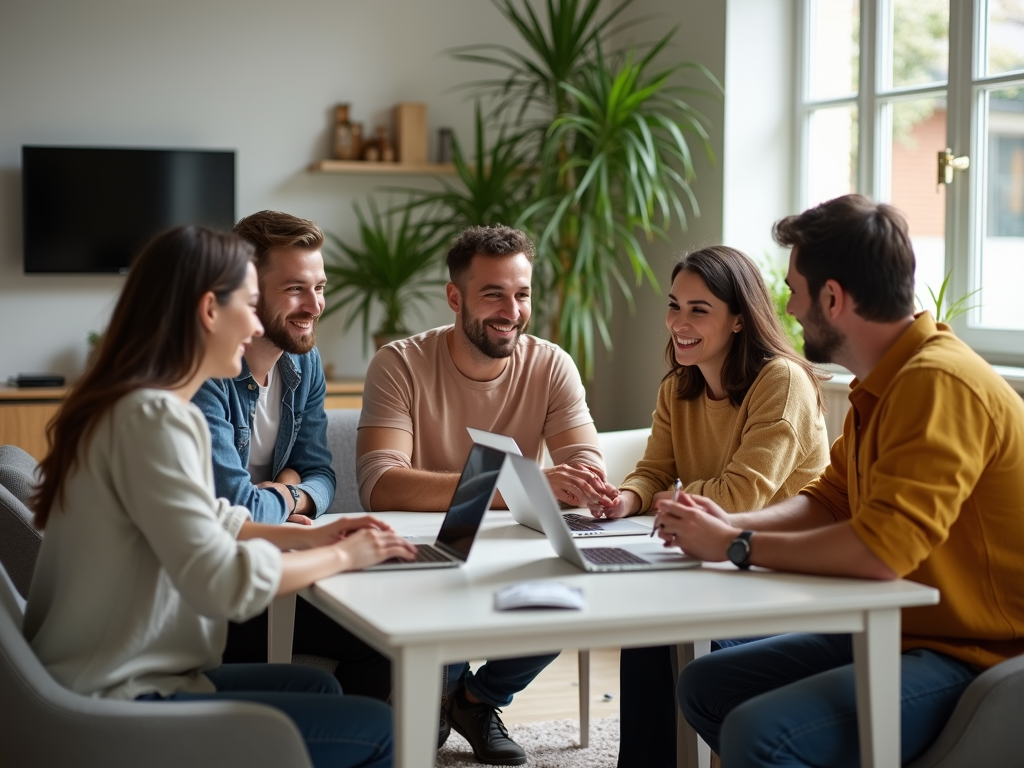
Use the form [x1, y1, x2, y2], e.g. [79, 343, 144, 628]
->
[938, 148, 970, 185]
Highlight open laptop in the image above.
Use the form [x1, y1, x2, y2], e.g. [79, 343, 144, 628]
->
[505, 453, 701, 572]
[365, 443, 505, 571]
[466, 427, 648, 537]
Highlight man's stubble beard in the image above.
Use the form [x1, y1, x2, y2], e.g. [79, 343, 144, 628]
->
[258, 298, 318, 355]
[462, 313, 528, 359]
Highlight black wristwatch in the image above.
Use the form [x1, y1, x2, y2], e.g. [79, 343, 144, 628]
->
[727, 530, 754, 570]
[284, 484, 301, 514]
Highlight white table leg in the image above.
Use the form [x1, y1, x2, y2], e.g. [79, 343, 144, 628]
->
[578, 649, 591, 748]
[853, 607, 902, 768]
[267, 594, 295, 664]
[393, 645, 443, 768]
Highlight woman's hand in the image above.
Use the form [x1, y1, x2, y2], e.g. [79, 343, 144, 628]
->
[589, 489, 641, 519]
[307, 515, 397, 548]
[333, 528, 418, 571]
[653, 492, 736, 561]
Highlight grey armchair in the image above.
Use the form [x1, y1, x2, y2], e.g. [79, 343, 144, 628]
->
[0, 556, 314, 768]
[904, 652, 1024, 768]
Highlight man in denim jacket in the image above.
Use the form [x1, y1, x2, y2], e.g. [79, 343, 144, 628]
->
[193, 210, 389, 700]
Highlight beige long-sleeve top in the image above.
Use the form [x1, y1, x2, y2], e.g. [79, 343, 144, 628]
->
[24, 389, 281, 700]
[621, 357, 830, 514]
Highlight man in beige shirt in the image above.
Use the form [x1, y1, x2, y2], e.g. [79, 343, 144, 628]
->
[357, 224, 616, 766]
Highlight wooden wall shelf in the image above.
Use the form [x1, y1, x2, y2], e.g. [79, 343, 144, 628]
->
[309, 160, 456, 176]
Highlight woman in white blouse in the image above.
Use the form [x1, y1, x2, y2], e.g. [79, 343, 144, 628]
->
[24, 226, 415, 768]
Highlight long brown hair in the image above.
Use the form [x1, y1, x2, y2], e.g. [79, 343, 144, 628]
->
[663, 245, 826, 409]
[31, 227, 254, 529]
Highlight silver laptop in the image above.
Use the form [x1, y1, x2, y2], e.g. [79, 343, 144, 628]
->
[466, 427, 648, 538]
[365, 443, 504, 571]
[505, 453, 701, 572]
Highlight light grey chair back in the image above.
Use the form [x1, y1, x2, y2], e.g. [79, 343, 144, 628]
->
[905, 652, 1024, 768]
[325, 409, 364, 515]
[0, 445, 43, 600]
[0, 548, 313, 768]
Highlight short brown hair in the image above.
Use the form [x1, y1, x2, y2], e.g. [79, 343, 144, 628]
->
[234, 210, 324, 275]
[446, 225, 535, 287]
[772, 194, 915, 322]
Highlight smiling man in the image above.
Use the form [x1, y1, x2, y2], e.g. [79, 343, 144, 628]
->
[192, 211, 393, 703]
[357, 224, 615, 765]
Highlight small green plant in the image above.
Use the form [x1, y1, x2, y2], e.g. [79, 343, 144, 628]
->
[757, 254, 804, 355]
[321, 197, 446, 355]
[917, 269, 981, 324]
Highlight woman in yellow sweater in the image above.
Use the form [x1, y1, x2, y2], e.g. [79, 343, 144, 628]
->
[595, 245, 831, 768]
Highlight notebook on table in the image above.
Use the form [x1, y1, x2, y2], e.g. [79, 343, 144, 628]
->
[365, 442, 505, 571]
[466, 427, 648, 538]
[505, 453, 701, 573]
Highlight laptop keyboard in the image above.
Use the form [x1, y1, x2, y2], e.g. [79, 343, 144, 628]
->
[379, 544, 451, 565]
[563, 513, 604, 531]
[582, 547, 650, 566]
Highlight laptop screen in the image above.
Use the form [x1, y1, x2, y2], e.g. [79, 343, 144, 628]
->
[434, 443, 505, 561]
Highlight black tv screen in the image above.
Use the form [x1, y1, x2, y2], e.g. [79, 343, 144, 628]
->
[22, 146, 236, 274]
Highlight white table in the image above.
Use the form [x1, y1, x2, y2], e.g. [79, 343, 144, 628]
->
[287, 511, 938, 768]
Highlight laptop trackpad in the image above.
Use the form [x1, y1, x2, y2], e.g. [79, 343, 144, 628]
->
[623, 543, 699, 564]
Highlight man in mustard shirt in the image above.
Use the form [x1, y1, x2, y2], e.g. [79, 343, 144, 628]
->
[656, 194, 1024, 767]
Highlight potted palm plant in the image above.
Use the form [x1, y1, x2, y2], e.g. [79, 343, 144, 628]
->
[434, 0, 721, 378]
[321, 197, 446, 354]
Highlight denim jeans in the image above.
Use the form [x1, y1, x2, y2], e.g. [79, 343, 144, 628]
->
[617, 638, 762, 768]
[139, 663, 392, 768]
[446, 652, 561, 708]
[677, 633, 980, 768]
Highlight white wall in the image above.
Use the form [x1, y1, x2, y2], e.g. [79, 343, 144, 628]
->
[0, 0, 522, 382]
[0, 0, 796, 433]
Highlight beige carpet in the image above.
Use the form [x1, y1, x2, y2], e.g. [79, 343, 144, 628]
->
[436, 715, 619, 767]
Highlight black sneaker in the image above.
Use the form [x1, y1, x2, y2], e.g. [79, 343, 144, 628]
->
[438, 707, 451, 749]
[444, 687, 527, 765]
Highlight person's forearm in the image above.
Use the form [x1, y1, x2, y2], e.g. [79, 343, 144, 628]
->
[239, 520, 313, 551]
[729, 493, 837, 532]
[746, 522, 897, 580]
[276, 547, 348, 595]
[368, 467, 460, 512]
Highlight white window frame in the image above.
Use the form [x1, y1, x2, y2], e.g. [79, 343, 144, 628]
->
[796, 0, 1024, 366]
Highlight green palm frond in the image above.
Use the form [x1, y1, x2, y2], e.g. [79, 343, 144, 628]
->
[321, 197, 446, 355]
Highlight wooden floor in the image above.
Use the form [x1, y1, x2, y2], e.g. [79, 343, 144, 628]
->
[494, 647, 621, 725]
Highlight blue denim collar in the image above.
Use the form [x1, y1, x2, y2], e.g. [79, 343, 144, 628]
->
[235, 352, 302, 393]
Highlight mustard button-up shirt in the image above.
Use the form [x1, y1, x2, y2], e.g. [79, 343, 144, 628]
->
[802, 313, 1024, 669]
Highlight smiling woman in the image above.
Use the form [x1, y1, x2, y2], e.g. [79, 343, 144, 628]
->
[594, 245, 832, 768]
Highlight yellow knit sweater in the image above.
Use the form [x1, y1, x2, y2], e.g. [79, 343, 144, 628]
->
[620, 357, 830, 514]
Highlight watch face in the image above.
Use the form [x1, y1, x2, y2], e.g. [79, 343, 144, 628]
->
[728, 536, 750, 568]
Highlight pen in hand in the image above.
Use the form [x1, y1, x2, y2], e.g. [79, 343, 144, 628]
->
[651, 478, 683, 537]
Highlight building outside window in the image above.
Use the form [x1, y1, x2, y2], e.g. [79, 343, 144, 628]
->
[797, 0, 1024, 362]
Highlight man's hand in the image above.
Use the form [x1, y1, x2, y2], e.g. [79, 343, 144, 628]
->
[653, 492, 737, 561]
[543, 462, 619, 509]
[590, 488, 641, 518]
[286, 514, 313, 526]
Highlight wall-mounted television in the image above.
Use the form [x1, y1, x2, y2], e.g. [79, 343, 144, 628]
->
[22, 146, 236, 274]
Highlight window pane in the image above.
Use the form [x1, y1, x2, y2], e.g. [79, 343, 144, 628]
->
[977, 86, 1024, 330]
[985, 0, 1024, 77]
[889, 0, 949, 89]
[808, 0, 860, 99]
[886, 97, 948, 310]
[807, 105, 859, 206]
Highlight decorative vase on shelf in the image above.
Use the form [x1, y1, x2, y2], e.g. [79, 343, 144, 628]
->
[378, 126, 395, 162]
[333, 104, 362, 160]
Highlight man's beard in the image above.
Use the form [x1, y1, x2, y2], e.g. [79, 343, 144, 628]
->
[462, 313, 527, 359]
[259, 301, 318, 355]
[801, 298, 844, 364]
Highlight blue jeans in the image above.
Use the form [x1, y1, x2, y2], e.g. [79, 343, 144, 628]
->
[678, 633, 980, 768]
[617, 638, 762, 768]
[139, 663, 392, 768]
[446, 652, 560, 708]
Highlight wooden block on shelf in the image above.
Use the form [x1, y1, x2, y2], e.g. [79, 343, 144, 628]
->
[393, 103, 428, 164]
